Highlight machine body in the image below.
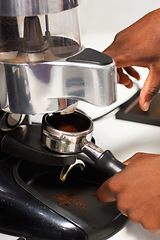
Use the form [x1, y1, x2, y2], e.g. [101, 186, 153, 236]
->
[0, 1, 127, 240]
[0, 0, 117, 115]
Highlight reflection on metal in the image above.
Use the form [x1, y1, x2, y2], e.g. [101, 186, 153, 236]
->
[0, 57, 116, 114]
[0, 0, 79, 16]
[41, 111, 93, 154]
[60, 159, 85, 181]
[0, 111, 24, 131]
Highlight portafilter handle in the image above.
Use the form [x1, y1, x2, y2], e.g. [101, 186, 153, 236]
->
[82, 141, 126, 177]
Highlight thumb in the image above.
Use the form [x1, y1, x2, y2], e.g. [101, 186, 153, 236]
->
[97, 179, 117, 203]
[97, 162, 129, 203]
[139, 67, 160, 111]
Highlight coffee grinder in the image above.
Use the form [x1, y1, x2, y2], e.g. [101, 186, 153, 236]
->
[0, 1, 127, 239]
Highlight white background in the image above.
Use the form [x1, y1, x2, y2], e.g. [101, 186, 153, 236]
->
[79, 0, 160, 35]
[78, 0, 160, 53]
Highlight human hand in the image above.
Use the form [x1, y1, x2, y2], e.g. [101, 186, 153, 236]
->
[103, 8, 160, 111]
[97, 152, 160, 232]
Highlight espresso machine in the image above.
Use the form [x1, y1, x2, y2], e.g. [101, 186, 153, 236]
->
[0, 1, 127, 239]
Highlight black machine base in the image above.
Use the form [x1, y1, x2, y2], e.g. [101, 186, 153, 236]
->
[0, 153, 127, 240]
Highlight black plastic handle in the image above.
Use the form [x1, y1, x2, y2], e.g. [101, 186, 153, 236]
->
[94, 150, 126, 178]
[67, 48, 113, 65]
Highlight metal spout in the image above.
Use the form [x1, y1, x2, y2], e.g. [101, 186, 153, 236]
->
[60, 159, 85, 182]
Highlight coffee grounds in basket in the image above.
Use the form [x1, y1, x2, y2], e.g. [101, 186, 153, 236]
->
[56, 120, 79, 132]
[46, 113, 90, 133]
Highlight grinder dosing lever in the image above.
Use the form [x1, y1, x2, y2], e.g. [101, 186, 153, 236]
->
[41, 111, 126, 177]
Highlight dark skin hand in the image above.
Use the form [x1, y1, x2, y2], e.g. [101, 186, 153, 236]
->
[103, 8, 160, 111]
[97, 8, 160, 233]
[97, 153, 160, 233]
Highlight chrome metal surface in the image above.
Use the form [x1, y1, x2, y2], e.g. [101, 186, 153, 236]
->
[0, 0, 79, 17]
[0, 54, 117, 114]
[0, 111, 24, 131]
[41, 111, 93, 154]
[82, 141, 103, 162]
[41, 111, 106, 166]
[60, 159, 85, 181]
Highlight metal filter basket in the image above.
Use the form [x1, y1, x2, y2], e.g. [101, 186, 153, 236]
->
[41, 111, 125, 177]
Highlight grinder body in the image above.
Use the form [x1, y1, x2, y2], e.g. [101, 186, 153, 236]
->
[0, 0, 117, 115]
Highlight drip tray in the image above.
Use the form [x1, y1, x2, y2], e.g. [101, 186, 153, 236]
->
[14, 159, 127, 239]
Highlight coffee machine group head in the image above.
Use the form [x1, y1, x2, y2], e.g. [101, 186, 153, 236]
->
[0, 0, 117, 116]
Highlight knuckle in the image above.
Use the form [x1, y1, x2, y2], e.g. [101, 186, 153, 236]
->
[132, 152, 144, 158]
[114, 33, 120, 42]
[128, 210, 140, 223]
[114, 30, 123, 41]
[148, 86, 159, 97]
[116, 198, 127, 211]
[131, 152, 146, 161]
[142, 221, 160, 231]
[127, 211, 160, 231]
[107, 177, 119, 193]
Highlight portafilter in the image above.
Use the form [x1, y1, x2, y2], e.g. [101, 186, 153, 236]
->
[41, 111, 125, 177]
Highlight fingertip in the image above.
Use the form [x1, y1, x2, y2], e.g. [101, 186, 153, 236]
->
[141, 101, 150, 111]
[135, 71, 140, 81]
[97, 188, 104, 202]
[126, 81, 134, 89]
[137, 74, 141, 81]
[133, 71, 141, 81]
[139, 88, 151, 111]
[139, 92, 150, 111]
[97, 186, 117, 203]
[97, 186, 105, 202]
[139, 68, 160, 111]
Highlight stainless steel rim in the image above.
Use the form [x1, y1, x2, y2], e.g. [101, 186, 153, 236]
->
[0, 111, 24, 131]
[41, 111, 93, 154]
[0, 0, 79, 17]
